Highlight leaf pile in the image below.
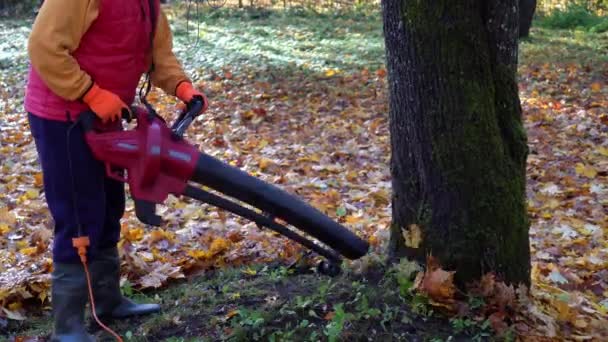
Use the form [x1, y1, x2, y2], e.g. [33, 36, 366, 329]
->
[518, 60, 608, 338]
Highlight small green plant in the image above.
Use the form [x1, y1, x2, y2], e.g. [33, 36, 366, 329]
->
[295, 295, 313, 309]
[450, 316, 493, 340]
[390, 258, 422, 297]
[163, 338, 186, 342]
[467, 296, 485, 310]
[121, 280, 134, 297]
[314, 278, 334, 301]
[450, 317, 476, 334]
[268, 266, 293, 283]
[233, 308, 265, 329]
[380, 304, 400, 331]
[324, 303, 355, 342]
[352, 293, 381, 320]
[471, 319, 492, 342]
[411, 293, 433, 317]
[227, 308, 268, 341]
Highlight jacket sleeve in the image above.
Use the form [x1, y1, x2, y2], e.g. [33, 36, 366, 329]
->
[150, 8, 191, 96]
[27, 0, 99, 101]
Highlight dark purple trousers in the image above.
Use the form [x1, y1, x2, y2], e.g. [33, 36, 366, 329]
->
[28, 113, 125, 264]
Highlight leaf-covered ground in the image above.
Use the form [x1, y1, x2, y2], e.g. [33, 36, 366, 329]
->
[1, 8, 607, 340]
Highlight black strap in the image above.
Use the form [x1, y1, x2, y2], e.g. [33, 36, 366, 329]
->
[139, 0, 158, 113]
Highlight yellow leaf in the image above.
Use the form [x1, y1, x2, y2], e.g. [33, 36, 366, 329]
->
[574, 319, 588, 328]
[258, 139, 269, 149]
[188, 249, 212, 260]
[598, 146, 608, 157]
[39, 290, 48, 304]
[345, 171, 358, 181]
[150, 229, 175, 243]
[0, 207, 16, 225]
[20, 247, 38, 256]
[590, 82, 601, 92]
[402, 224, 422, 248]
[258, 158, 273, 171]
[555, 298, 572, 322]
[8, 302, 22, 311]
[345, 215, 363, 224]
[226, 309, 239, 319]
[0, 223, 10, 235]
[25, 188, 39, 200]
[575, 163, 597, 178]
[368, 235, 378, 246]
[325, 69, 336, 77]
[545, 198, 560, 209]
[124, 227, 144, 242]
[210, 238, 230, 255]
[242, 268, 257, 276]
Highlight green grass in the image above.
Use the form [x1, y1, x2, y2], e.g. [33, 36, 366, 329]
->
[166, 7, 386, 77]
[5, 259, 495, 341]
[536, 3, 608, 32]
[519, 26, 608, 65]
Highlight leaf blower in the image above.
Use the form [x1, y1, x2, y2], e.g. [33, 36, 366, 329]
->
[79, 99, 369, 275]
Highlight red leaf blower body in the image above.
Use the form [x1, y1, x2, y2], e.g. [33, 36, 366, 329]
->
[81, 101, 369, 273]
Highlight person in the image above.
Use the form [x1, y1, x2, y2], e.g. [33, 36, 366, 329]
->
[24, 0, 208, 340]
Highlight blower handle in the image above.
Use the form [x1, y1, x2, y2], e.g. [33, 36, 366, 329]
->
[79, 109, 135, 133]
[171, 98, 204, 139]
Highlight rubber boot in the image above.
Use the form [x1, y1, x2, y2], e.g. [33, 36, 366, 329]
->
[89, 247, 160, 319]
[50, 262, 96, 342]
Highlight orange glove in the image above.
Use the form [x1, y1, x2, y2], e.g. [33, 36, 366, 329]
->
[82, 84, 131, 123]
[176, 81, 208, 113]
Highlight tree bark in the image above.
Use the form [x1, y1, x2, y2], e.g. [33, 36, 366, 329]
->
[382, 0, 530, 286]
[519, 0, 537, 38]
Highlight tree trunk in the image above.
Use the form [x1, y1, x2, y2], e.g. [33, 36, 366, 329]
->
[382, 0, 531, 286]
[519, 0, 537, 38]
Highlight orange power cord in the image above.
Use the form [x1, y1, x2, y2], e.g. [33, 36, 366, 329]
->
[73, 236, 124, 342]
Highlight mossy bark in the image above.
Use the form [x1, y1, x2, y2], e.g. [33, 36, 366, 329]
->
[382, 0, 530, 286]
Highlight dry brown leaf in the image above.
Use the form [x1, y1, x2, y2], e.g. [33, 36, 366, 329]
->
[402, 224, 422, 249]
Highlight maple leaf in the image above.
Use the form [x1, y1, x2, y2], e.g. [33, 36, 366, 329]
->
[414, 255, 456, 308]
[0, 207, 16, 226]
[123, 227, 144, 242]
[575, 163, 597, 178]
[488, 311, 509, 335]
[590, 82, 601, 92]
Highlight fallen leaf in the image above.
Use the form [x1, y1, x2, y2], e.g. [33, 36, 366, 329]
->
[575, 163, 597, 178]
[402, 224, 422, 248]
[548, 269, 568, 285]
[242, 268, 257, 276]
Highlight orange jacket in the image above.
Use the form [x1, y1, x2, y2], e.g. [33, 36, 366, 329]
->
[27, 0, 189, 102]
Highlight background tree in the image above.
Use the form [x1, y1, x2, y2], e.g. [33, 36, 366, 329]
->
[382, 1, 531, 286]
[520, 0, 538, 37]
